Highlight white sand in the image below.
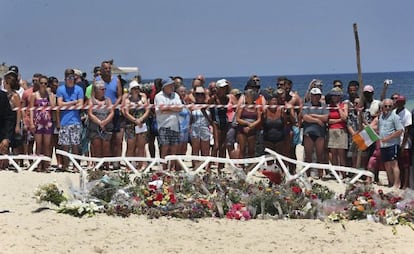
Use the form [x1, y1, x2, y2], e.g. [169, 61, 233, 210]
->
[1, 170, 414, 254]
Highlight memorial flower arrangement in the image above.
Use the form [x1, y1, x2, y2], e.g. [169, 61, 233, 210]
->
[34, 182, 67, 206]
[32, 172, 414, 229]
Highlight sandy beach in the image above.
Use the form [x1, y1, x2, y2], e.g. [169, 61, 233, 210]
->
[1, 170, 414, 254]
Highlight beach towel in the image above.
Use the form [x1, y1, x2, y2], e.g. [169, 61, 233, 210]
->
[352, 125, 379, 151]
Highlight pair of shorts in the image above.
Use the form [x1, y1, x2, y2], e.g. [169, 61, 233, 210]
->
[380, 144, 399, 162]
[191, 125, 211, 142]
[58, 124, 82, 146]
[327, 128, 348, 149]
[158, 127, 180, 146]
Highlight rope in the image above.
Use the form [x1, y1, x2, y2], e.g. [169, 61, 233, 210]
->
[13, 103, 345, 111]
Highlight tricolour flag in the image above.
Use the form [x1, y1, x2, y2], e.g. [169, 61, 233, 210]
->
[352, 125, 380, 151]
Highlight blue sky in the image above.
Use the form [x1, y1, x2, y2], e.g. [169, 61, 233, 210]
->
[1, 0, 413, 80]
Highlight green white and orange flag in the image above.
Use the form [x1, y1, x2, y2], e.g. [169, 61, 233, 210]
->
[352, 125, 380, 151]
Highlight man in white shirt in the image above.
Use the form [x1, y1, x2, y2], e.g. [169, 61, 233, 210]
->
[394, 95, 412, 189]
[154, 78, 182, 170]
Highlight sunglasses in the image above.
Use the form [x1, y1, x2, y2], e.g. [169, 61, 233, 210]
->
[66, 75, 75, 80]
[334, 85, 342, 88]
[40, 82, 48, 85]
[253, 79, 260, 82]
[383, 105, 393, 108]
[392, 97, 399, 100]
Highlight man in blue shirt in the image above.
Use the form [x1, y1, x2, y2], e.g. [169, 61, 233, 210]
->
[379, 98, 403, 189]
[56, 68, 84, 171]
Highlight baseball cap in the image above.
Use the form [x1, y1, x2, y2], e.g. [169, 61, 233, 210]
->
[216, 79, 229, 88]
[396, 95, 406, 102]
[363, 85, 374, 92]
[310, 87, 322, 95]
[9, 65, 19, 74]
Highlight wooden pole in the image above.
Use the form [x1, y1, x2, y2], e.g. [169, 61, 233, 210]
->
[353, 23, 364, 169]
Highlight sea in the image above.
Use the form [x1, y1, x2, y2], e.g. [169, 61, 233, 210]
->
[155, 71, 414, 110]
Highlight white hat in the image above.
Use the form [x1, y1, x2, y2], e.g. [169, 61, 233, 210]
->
[310, 87, 322, 95]
[74, 69, 82, 76]
[216, 79, 228, 88]
[129, 80, 140, 92]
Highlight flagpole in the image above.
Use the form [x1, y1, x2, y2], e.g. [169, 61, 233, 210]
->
[353, 23, 364, 169]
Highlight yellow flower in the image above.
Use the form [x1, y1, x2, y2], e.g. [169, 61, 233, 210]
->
[153, 201, 161, 206]
[161, 200, 167, 205]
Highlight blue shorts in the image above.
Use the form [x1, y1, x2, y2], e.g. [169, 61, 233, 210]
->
[381, 144, 399, 162]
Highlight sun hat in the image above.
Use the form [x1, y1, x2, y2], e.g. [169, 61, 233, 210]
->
[128, 80, 140, 92]
[4, 70, 18, 79]
[162, 78, 175, 89]
[310, 87, 322, 95]
[216, 79, 228, 88]
[330, 87, 343, 96]
[363, 85, 374, 92]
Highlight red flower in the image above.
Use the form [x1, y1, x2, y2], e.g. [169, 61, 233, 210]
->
[149, 184, 157, 191]
[155, 193, 163, 201]
[169, 194, 177, 204]
[363, 192, 372, 199]
[151, 175, 159, 181]
[311, 194, 318, 200]
[147, 200, 153, 206]
[262, 170, 282, 184]
[377, 209, 386, 217]
[291, 186, 302, 194]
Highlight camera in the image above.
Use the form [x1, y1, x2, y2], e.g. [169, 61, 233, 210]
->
[384, 79, 393, 85]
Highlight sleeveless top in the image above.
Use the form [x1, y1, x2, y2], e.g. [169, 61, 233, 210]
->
[211, 96, 229, 128]
[191, 109, 210, 128]
[100, 76, 118, 104]
[34, 96, 53, 133]
[240, 108, 258, 125]
[125, 94, 146, 127]
[328, 102, 346, 129]
[88, 96, 112, 131]
[263, 117, 284, 142]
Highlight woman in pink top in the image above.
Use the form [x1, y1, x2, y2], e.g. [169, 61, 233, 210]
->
[327, 87, 348, 173]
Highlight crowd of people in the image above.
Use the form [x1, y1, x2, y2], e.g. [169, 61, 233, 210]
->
[0, 62, 413, 189]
